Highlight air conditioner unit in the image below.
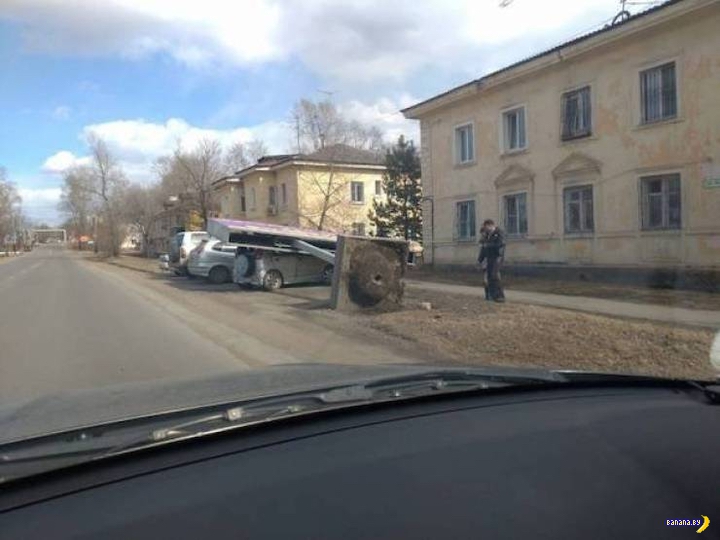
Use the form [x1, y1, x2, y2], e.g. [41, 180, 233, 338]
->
[267, 205, 278, 216]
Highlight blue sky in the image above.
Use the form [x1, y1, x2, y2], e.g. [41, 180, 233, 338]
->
[0, 0, 657, 224]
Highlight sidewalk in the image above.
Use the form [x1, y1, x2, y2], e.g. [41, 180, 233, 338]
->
[406, 280, 720, 330]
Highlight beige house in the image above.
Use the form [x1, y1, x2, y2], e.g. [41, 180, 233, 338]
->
[213, 144, 386, 235]
[146, 195, 205, 255]
[403, 0, 720, 269]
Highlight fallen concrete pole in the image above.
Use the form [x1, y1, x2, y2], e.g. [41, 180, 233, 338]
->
[330, 236, 408, 311]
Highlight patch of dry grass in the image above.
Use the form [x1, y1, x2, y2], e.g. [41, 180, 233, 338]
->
[369, 290, 717, 380]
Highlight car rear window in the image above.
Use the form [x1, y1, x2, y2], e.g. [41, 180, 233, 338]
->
[190, 233, 209, 243]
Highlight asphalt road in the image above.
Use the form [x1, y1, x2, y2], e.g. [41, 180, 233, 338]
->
[0, 246, 250, 407]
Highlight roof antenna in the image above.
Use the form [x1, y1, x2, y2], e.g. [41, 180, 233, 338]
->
[612, 0, 631, 25]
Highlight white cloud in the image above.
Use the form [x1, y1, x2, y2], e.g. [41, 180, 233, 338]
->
[41, 151, 90, 174]
[81, 117, 291, 180]
[340, 94, 419, 144]
[1, 0, 643, 82]
[18, 187, 63, 225]
[1, 0, 282, 67]
[38, 117, 293, 182]
[40, 95, 418, 181]
[52, 105, 72, 120]
[18, 187, 62, 205]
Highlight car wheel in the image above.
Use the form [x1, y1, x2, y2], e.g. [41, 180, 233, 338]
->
[321, 264, 334, 285]
[262, 270, 284, 291]
[208, 266, 230, 284]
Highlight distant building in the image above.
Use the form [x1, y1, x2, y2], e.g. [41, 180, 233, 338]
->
[146, 194, 206, 255]
[402, 0, 720, 268]
[213, 144, 386, 236]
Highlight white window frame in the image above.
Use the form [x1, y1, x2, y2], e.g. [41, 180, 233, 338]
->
[455, 200, 476, 242]
[561, 86, 592, 141]
[502, 191, 529, 236]
[454, 122, 475, 165]
[500, 105, 527, 153]
[268, 185, 277, 208]
[638, 59, 679, 125]
[374, 180, 382, 197]
[563, 185, 594, 234]
[350, 181, 365, 204]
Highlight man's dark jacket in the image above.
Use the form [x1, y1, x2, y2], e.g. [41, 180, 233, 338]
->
[478, 228, 506, 264]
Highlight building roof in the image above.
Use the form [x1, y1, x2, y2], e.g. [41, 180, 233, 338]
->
[303, 144, 385, 166]
[256, 154, 302, 166]
[213, 144, 385, 187]
[402, 0, 689, 118]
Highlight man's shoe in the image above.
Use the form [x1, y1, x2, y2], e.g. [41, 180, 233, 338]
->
[494, 298, 506, 303]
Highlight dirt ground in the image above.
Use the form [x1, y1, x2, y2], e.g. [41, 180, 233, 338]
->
[409, 267, 720, 311]
[366, 288, 718, 380]
[102, 253, 718, 380]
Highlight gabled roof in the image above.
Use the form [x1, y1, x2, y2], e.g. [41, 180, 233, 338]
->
[256, 154, 302, 166]
[402, 0, 695, 118]
[304, 144, 384, 166]
[212, 144, 385, 187]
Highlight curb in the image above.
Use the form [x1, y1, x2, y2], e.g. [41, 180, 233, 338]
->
[105, 259, 159, 275]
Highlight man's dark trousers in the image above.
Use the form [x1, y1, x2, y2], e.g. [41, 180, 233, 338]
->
[486, 257, 505, 301]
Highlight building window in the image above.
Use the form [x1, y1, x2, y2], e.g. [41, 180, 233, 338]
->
[502, 107, 526, 152]
[268, 186, 277, 207]
[563, 185, 594, 233]
[375, 180, 382, 196]
[561, 86, 591, 140]
[503, 192, 528, 235]
[351, 222, 366, 236]
[351, 181, 365, 203]
[640, 62, 677, 124]
[281, 183, 287, 206]
[455, 200, 476, 241]
[641, 174, 681, 230]
[249, 187, 256, 210]
[240, 187, 246, 212]
[455, 123, 475, 164]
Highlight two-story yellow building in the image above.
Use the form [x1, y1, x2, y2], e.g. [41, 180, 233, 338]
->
[213, 144, 386, 235]
[403, 0, 720, 270]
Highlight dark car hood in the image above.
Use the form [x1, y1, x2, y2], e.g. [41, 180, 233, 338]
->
[0, 363, 547, 444]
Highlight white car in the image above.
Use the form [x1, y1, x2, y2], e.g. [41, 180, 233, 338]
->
[169, 231, 208, 275]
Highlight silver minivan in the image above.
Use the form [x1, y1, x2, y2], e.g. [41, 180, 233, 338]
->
[234, 247, 333, 291]
[187, 238, 237, 284]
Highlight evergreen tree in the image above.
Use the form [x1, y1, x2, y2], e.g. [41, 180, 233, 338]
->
[369, 135, 422, 240]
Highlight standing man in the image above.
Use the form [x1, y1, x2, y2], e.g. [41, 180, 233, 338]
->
[477, 219, 506, 302]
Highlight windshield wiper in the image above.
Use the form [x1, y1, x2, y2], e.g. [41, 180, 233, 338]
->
[103, 370, 551, 457]
[6, 368, 712, 484]
[0, 369, 554, 483]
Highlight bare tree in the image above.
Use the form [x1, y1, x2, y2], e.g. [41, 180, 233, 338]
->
[160, 138, 225, 229]
[59, 166, 95, 246]
[224, 139, 268, 172]
[295, 146, 379, 232]
[121, 183, 166, 257]
[0, 167, 23, 253]
[290, 98, 384, 153]
[58, 136, 127, 255]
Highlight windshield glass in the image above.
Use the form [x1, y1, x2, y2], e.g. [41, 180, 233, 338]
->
[0, 0, 718, 448]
